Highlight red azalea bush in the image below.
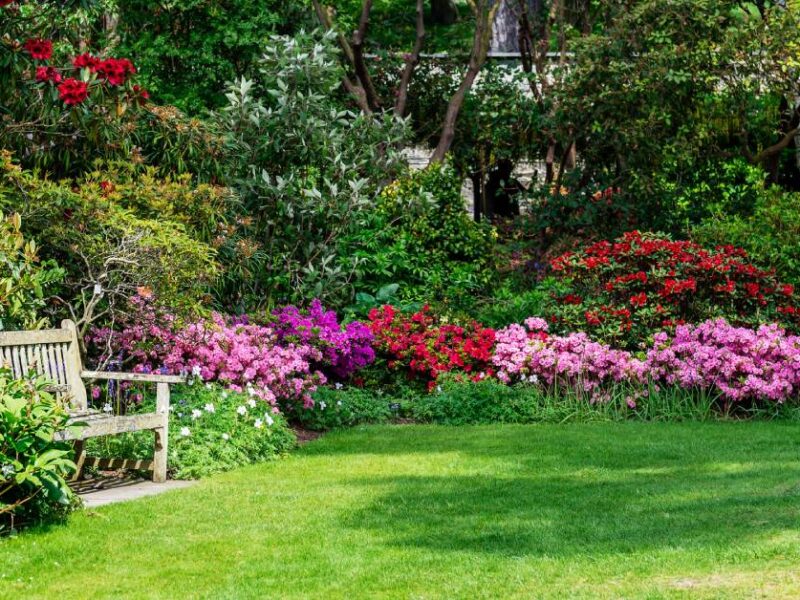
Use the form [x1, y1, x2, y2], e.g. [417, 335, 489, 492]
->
[548, 230, 799, 347]
[367, 305, 496, 390]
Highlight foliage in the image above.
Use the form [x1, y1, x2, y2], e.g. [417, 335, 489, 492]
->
[346, 163, 496, 310]
[87, 384, 296, 480]
[367, 304, 495, 390]
[0, 212, 63, 331]
[0, 368, 79, 532]
[0, 153, 219, 331]
[547, 230, 799, 347]
[553, 0, 800, 226]
[293, 386, 393, 431]
[693, 187, 800, 285]
[411, 376, 723, 425]
[115, 0, 307, 113]
[217, 31, 408, 309]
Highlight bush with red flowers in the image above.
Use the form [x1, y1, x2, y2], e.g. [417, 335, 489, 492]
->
[547, 230, 799, 347]
[367, 305, 496, 390]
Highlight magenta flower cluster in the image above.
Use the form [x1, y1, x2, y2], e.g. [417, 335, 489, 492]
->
[271, 299, 375, 379]
[493, 317, 800, 403]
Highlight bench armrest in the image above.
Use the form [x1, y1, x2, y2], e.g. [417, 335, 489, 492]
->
[81, 370, 185, 384]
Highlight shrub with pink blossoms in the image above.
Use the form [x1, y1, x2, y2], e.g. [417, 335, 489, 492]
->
[271, 300, 375, 379]
[645, 319, 800, 403]
[492, 317, 646, 391]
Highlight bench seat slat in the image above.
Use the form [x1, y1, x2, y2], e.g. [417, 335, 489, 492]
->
[56, 412, 167, 441]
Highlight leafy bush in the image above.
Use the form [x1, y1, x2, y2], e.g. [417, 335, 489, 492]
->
[0, 153, 219, 333]
[346, 164, 496, 310]
[217, 31, 408, 308]
[293, 386, 393, 431]
[115, 0, 306, 113]
[0, 212, 63, 331]
[87, 384, 296, 480]
[547, 231, 799, 347]
[693, 187, 800, 285]
[1, 369, 80, 532]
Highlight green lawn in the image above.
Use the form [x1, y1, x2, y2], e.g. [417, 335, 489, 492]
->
[2, 423, 800, 599]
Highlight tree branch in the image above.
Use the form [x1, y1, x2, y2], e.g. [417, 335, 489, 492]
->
[429, 0, 499, 164]
[395, 0, 426, 117]
[351, 0, 382, 111]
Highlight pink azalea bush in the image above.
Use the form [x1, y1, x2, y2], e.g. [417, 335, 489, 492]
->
[646, 319, 800, 403]
[492, 316, 800, 404]
[492, 317, 646, 391]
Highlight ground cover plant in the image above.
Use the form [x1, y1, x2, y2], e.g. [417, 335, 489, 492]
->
[3, 424, 800, 598]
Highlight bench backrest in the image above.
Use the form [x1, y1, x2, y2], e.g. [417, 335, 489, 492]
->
[0, 319, 87, 411]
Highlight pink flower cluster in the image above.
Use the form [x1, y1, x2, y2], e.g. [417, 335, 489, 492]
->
[493, 316, 800, 403]
[158, 313, 325, 408]
[646, 319, 800, 402]
[493, 317, 645, 391]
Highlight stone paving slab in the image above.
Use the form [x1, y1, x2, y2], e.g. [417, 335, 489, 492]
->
[76, 479, 195, 508]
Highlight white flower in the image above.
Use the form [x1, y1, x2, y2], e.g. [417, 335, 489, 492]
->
[265, 415, 274, 427]
[169, 405, 175, 412]
[336, 400, 342, 407]
[319, 401, 327, 411]
[221, 433, 230, 441]
[1, 464, 14, 477]
[221, 391, 229, 399]
[436, 385, 443, 394]
[177, 412, 184, 418]
[247, 398, 257, 408]
[102, 403, 113, 413]
[191, 365, 202, 377]
[334, 382, 343, 390]
[204, 403, 215, 413]
[180, 427, 191, 437]
[254, 419, 264, 429]
[236, 405, 247, 416]
[191, 409, 202, 420]
[205, 383, 212, 389]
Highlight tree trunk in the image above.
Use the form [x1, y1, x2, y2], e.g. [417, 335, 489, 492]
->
[431, 0, 459, 25]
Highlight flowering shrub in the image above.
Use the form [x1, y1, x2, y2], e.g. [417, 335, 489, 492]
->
[492, 317, 645, 392]
[646, 319, 800, 403]
[368, 305, 496, 389]
[271, 300, 375, 379]
[492, 315, 800, 405]
[548, 231, 799, 347]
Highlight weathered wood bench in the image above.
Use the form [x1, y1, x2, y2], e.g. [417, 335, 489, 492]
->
[0, 320, 183, 482]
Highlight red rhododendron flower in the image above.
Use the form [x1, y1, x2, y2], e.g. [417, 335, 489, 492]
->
[630, 293, 647, 308]
[23, 38, 53, 60]
[73, 52, 100, 70]
[35, 66, 62, 84]
[57, 77, 89, 105]
[95, 57, 136, 86]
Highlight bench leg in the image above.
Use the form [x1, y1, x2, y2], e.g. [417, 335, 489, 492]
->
[71, 439, 86, 482]
[153, 425, 167, 483]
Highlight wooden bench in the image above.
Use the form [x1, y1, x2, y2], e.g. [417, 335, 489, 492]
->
[0, 320, 183, 482]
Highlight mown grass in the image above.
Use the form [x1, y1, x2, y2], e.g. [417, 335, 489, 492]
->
[2, 423, 800, 599]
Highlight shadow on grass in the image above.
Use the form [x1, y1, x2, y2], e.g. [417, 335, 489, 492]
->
[336, 425, 800, 558]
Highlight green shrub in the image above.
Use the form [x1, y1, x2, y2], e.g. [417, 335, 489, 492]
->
[346, 163, 496, 311]
[87, 384, 296, 480]
[693, 187, 800, 284]
[0, 153, 219, 332]
[293, 387, 394, 431]
[410, 377, 781, 425]
[0, 211, 64, 331]
[1, 368, 80, 533]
